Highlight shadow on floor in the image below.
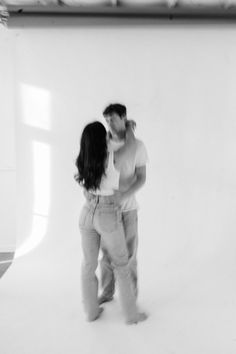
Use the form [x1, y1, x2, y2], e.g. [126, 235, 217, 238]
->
[0, 252, 15, 279]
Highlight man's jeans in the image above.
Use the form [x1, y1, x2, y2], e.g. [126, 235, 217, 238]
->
[100, 209, 138, 299]
[79, 194, 138, 323]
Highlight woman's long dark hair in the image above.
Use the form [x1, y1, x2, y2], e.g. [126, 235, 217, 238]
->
[74, 121, 107, 191]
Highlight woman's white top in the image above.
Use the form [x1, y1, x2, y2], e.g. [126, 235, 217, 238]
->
[92, 143, 120, 196]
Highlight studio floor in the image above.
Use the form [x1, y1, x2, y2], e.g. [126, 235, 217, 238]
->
[0, 238, 235, 354]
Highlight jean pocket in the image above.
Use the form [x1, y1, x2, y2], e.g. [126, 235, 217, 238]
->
[98, 209, 118, 233]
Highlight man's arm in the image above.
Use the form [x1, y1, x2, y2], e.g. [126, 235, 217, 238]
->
[115, 165, 146, 204]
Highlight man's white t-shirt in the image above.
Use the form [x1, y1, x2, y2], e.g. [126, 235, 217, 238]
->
[109, 137, 148, 211]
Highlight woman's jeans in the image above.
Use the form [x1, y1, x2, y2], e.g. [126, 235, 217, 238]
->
[79, 194, 138, 322]
[100, 210, 138, 300]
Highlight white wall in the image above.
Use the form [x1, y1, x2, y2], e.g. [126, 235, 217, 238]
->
[0, 27, 16, 252]
[2, 17, 236, 279]
[1, 17, 236, 354]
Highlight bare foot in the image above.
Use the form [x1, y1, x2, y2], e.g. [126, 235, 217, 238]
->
[87, 307, 104, 322]
[98, 295, 113, 305]
[126, 312, 148, 325]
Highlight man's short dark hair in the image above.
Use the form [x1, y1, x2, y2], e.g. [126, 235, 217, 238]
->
[103, 103, 127, 118]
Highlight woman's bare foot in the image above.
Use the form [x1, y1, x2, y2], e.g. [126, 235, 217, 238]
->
[126, 312, 148, 325]
[87, 307, 104, 322]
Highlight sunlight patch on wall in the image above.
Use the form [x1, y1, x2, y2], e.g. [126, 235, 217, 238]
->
[15, 215, 48, 258]
[33, 141, 50, 216]
[15, 141, 51, 258]
[20, 83, 51, 131]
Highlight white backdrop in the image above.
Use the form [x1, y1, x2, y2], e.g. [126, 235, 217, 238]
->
[1, 17, 236, 354]
[0, 27, 16, 251]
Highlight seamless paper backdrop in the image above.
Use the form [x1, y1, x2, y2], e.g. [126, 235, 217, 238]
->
[0, 18, 236, 354]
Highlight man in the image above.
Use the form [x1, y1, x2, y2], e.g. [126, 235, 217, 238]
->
[99, 103, 148, 305]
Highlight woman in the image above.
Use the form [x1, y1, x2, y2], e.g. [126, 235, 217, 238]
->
[75, 121, 147, 324]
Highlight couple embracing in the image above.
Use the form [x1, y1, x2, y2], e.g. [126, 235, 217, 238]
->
[75, 103, 148, 325]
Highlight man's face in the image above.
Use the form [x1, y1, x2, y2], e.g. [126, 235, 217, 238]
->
[104, 112, 126, 136]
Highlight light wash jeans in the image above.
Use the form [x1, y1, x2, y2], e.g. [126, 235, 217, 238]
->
[100, 210, 138, 299]
[79, 194, 138, 323]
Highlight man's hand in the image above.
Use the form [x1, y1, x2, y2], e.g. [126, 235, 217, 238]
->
[113, 190, 127, 205]
[115, 166, 146, 204]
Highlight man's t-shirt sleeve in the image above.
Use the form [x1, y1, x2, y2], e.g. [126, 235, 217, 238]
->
[135, 140, 149, 167]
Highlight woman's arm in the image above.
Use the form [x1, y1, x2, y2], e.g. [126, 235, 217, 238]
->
[126, 119, 136, 130]
[125, 119, 136, 142]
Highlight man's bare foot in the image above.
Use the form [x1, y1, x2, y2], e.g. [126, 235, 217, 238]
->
[126, 312, 148, 325]
[98, 295, 114, 305]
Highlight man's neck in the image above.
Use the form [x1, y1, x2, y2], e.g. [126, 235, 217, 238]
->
[110, 130, 126, 142]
